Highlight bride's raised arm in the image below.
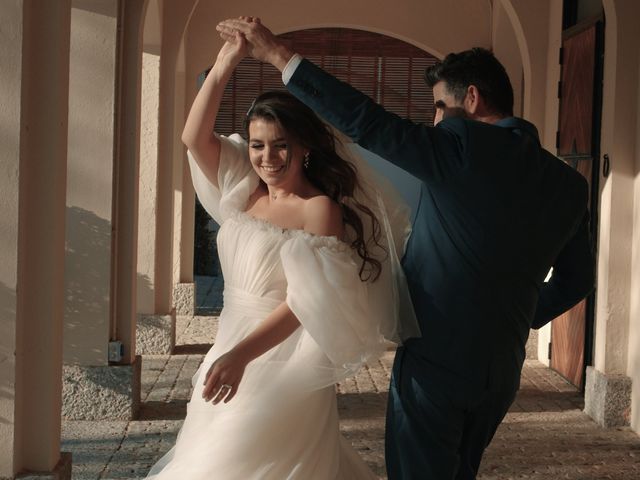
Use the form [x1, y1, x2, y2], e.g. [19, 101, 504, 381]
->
[181, 34, 247, 188]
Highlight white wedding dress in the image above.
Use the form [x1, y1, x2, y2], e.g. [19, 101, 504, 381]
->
[145, 134, 417, 480]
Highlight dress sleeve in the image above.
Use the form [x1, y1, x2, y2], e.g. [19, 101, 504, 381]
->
[186, 133, 259, 224]
[280, 235, 388, 377]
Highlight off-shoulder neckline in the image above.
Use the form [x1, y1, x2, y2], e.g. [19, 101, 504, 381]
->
[232, 210, 350, 250]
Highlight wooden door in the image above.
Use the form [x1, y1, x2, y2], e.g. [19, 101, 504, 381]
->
[550, 20, 602, 388]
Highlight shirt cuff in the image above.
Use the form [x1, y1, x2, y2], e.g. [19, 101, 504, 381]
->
[282, 54, 303, 85]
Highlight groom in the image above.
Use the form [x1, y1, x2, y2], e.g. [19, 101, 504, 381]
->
[218, 18, 595, 479]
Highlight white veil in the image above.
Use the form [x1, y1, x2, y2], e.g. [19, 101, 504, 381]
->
[333, 131, 421, 344]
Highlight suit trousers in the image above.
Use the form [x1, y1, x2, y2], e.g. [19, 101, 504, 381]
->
[385, 347, 517, 479]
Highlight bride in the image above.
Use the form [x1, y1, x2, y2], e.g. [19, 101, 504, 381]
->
[145, 31, 417, 480]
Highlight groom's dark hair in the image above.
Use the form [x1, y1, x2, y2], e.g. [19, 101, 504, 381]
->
[425, 48, 514, 117]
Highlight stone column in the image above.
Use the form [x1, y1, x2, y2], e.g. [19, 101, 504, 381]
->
[136, 43, 176, 355]
[60, 0, 142, 422]
[172, 58, 197, 314]
[0, 0, 72, 478]
[584, 0, 638, 429]
[630, 50, 640, 435]
[136, 0, 199, 354]
[85, 0, 148, 419]
[172, 7, 196, 317]
[137, 48, 161, 323]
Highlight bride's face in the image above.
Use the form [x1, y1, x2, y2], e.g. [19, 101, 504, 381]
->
[248, 118, 307, 188]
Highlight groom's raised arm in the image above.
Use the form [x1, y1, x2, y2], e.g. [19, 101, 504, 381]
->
[286, 58, 463, 182]
[217, 18, 461, 183]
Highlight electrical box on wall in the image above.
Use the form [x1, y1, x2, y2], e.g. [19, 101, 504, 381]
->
[108, 341, 124, 363]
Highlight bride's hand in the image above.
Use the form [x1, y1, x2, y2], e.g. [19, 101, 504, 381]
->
[215, 29, 248, 69]
[202, 349, 248, 404]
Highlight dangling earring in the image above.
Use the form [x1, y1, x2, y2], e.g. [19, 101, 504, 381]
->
[303, 152, 310, 169]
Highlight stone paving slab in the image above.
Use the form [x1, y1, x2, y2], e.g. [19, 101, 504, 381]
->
[61, 319, 640, 479]
[175, 315, 218, 347]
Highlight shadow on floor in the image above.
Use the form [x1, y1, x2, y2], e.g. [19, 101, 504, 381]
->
[138, 400, 188, 420]
[337, 392, 388, 420]
[172, 343, 212, 355]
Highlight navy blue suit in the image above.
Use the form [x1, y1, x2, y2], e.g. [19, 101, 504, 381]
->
[286, 59, 595, 479]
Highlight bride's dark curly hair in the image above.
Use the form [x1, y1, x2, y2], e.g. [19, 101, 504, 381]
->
[244, 90, 384, 281]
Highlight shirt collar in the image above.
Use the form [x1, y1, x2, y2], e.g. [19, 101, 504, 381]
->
[494, 117, 541, 145]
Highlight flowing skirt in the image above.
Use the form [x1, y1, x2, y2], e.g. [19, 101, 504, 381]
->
[145, 291, 377, 479]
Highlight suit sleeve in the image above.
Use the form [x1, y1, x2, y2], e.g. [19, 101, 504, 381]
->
[286, 58, 464, 183]
[531, 212, 595, 329]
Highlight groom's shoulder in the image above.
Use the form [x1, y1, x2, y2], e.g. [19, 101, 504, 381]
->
[435, 117, 504, 152]
[437, 117, 499, 139]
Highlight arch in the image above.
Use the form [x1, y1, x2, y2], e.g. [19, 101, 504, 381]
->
[182, 0, 492, 76]
[275, 22, 445, 59]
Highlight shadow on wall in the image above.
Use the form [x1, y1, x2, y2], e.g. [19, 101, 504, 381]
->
[64, 206, 153, 365]
[0, 280, 16, 424]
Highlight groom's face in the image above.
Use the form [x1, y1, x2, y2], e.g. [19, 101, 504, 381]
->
[432, 81, 467, 125]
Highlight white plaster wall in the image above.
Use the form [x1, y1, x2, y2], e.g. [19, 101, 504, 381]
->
[628, 40, 640, 434]
[541, 0, 563, 152]
[492, 1, 524, 117]
[65, 1, 118, 366]
[594, 0, 637, 376]
[498, 0, 553, 133]
[0, 2, 23, 475]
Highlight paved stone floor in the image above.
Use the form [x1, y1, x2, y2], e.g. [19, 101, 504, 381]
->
[62, 316, 640, 479]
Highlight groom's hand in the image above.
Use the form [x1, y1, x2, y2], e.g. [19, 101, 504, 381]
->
[216, 17, 294, 72]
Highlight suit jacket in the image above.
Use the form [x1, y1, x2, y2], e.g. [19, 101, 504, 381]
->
[287, 59, 595, 395]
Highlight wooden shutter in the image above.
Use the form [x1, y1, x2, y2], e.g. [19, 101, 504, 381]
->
[212, 28, 438, 136]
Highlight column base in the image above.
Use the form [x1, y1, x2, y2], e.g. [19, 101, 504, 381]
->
[62, 356, 141, 420]
[136, 312, 175, 354]
[173, 282, 195, 316]
[525, 329, 538, 360]
[15, 452, 72, 480]
[584, 366, 632, 427]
